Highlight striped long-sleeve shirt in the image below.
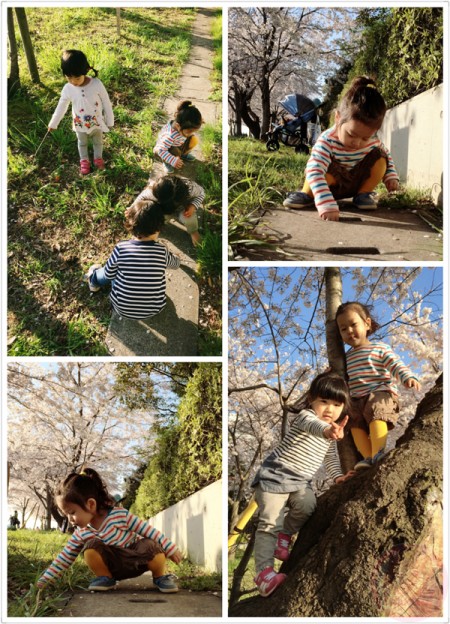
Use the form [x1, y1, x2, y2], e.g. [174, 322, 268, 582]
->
[154, 121, 191, 167]
[37, 508, 177, 587]
[105, 239, 180, 319]
[346, 341, 419, 398]
[252, 409, 343, 493]
[305, 126, 399, 216]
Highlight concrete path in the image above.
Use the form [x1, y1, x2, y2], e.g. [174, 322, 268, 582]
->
[106, 8, 220, 356]
[59, 572, 222, 618]
[249, 201, 442, 261]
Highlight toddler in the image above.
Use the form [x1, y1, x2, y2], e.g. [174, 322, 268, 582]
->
[336, 301, 421, 470]
[36, 468, 182, 592]
[252, 372, 354, 597]
[154, 100, 203, 173]
[48, 50, 114, 175]
[86, 200, 180, 319]
[284, 76, 399, 220]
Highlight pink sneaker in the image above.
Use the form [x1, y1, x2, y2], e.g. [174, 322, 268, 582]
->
[94, 158, 105, 170]
[274, 532, 292, 561]
[254, 566, 287, 597]
[80, 159, 90, 175]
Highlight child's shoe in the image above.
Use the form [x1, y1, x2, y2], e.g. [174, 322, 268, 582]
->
[254, 566, 287, 597]
[80, 159, 91, 175]
[283, 191, 315, 209]
[84, 264, 102, 292]
[153, 573, 179, 593]
[163, 163, 175, 174]
[372, 449, 386, 465]
[354, 457, 372, 470]
[181, 153, 196, 162]
[94, 158, 105, 170]
[88, 576, 117, 591]
[274, 532, 292, 561]
[353, 192, 378, 210]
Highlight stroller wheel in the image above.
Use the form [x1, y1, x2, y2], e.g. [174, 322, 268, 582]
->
[295, 143, 309, 155]
[266, 138, 280, 152]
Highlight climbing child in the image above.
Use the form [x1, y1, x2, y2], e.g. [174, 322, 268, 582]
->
[48, 50, 114, 175]
[85, 200, 180, 320]
[335, 301, 421, 470]
[128, 174, 204, 246]
[252, 372, 355, 597]
[36, 468, 182, 592]
[154, 100, 203, 173]
[283, 76, 399, 220]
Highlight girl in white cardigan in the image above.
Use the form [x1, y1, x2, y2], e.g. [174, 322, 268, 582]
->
[48, 50, 114, 175]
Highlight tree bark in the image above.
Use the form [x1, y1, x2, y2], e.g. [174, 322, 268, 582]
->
[230, 374, 443, 618]
[14, 8, 40, 84]
[7, 8, 21, 96]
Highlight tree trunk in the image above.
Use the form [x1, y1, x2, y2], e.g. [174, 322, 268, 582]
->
[15, 8, 40, 84]
[7, 8, 21, 96]
[260, 75, 271, 138]
[230, 374, 443, 618]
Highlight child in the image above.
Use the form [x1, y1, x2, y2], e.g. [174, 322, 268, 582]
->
[335, 301, 421, 470]
[36, 468, 183, 592]
[154, 100, 203, 173]
[85, 200, 180, 320]
[128, 174, 204, 246]
[251, 372, 354, 597]
[48, 50, 114, 175]
[283, 76, 399, 220]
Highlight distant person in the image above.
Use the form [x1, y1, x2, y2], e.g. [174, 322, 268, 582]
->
[283, 76, 399, 219]
[251, 372, 355, 597]
[336, 301, 421, 470]
[48, 50, 114, 175]
[36, 468, 182, 592]
[85, 200, 180, 320]
[128, 174, 204, 246]
[154, 100, 203, 173]
[8, 511, 20, 530]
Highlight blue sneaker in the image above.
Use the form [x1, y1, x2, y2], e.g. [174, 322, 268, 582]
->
[88, 576, 117, 591]
[181, 153, 196, 162]
[283, 191, 315, 209]
[153, 573, 179, 593]
[354, 457, 372, 470]
[163, 163, 175, 174]
[372, 449, 386, 464]
[353, 192, 378, 210]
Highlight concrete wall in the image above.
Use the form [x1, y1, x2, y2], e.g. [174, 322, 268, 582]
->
[378, 84, 443, 205]
[148, 480, 222, 572]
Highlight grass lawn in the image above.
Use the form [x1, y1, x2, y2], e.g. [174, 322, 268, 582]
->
[8, 7, 222, 356]
[8, 529, 222, 617]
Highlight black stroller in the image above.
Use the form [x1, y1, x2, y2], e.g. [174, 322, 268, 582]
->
[266, 94, 321, 154]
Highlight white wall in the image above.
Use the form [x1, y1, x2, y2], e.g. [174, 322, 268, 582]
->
[378, 84, 443, 205]
[149, 480, 222, 573]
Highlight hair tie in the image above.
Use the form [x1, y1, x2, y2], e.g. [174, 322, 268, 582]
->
[366, 83, 377, 89]
[79, 471, 87, 476]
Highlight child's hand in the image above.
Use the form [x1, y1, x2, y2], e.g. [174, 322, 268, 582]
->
[175, 158, 184, 170]
[335, 470, 357, 484]
[36, 580, 46, 590]
[405, 378, 421, 391]
[183, 204, 196, 218]
[320, 210, 340, 222]
[48, 127, 55, 132]
[169, 549, 183, 564]
[385, 179, 399, 192]
[324, 415, 349, 440]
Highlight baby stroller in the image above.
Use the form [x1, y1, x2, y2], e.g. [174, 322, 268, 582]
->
[266, 94, 321, 154]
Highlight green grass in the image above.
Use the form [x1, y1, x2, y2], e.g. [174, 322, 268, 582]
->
[8, 529, 221, 617]
[8, 7, 222, 356]
[228, 542, 258, 603]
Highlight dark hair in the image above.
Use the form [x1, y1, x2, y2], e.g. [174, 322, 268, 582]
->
[296, 372, 350, 417]
[335, 301, 381, 335]
[55, 467, 114, 512]
[61, 49, 98, 78]
[175, 100, 203, 130]
[151, 175, 191, 215]
[125, 199, 165, 238]
[336, 76, 386, 129]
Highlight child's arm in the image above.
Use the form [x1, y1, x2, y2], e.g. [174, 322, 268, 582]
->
[381, 345, 421, 390]
[103, 245, 121, 281]
[155, 126, 183, 169]
[324, 439, 356, 483]
[379, 140, 399, 192]
[183, 179, 205, 217]
[97, 79, 114, 128]
[48, 85, 71, 130]
[36, 534, 84, 588]
[124, 510, 180, 560]
[165, 248, 181, 270]
[305, 136, 340, 221]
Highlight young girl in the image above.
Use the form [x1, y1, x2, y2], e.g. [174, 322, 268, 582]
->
[283, 76, 399, 220]
[85, 200, 180, 319]
[335, 301, 421, 470]
[36, 468, 182, 592]
[48, 50, 114, 175]
[154, 100, 203, 173]
[128, 174, 204, 245]
[251, 372, 354, 597]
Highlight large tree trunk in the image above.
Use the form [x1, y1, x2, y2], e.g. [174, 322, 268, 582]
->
[14, 8, 40, 84]
[7, 8, 21, 96]
[230, 374, 443, 618]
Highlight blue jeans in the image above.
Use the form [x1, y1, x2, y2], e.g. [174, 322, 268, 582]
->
[90, 266, 112, 288]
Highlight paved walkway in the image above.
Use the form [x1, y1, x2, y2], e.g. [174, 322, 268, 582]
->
[106, 8, 220, 356]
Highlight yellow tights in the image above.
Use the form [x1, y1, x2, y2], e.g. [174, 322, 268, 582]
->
[302, 156, 387, 196]
[351, 420, 388, 458]
[84, 549, 167, 579]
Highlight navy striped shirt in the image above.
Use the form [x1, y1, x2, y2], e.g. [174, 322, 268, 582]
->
[105, 239, 180, 319]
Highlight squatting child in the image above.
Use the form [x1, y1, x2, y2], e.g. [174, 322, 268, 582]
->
[252, 372, 355, 597]
[335, 301, 421, 470]
[48, 50, 114, 175]
[36, 468, 182, 592]
[283, 76, 399, 220]
[154, 100, 203, 173]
